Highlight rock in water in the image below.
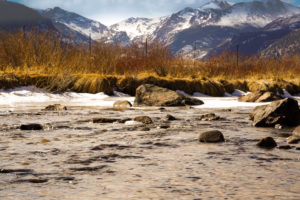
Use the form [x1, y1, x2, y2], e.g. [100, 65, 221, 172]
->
[113, 101, 132, 110]
[134, 116, 153, 124]
[134, 84, 204, 107]
[44, 104, 67, 111]
[257, 137, 277, 148]
[198, 130, 225, 143]
[250, 98, 300, 127]
[238, 91, 282, 103]
[20, 124, 43, 130]
[163, 114, 177, 121]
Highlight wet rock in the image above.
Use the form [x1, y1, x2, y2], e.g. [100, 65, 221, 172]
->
[138, 127, 150, 131]
[256, 137, 277, 149]
[278, 145, 292, 150]
[198, 113, 220, 121]
[20, 124, 43, 131]
[134, 84, 204, 107]
[0, 168, 33, 174]
[163, 114, 177, 121]
[118, 118, 132, 123]
[69, 165, 108, 172]
[287, 136, 300, 144]
[198, 130, 225, 143]
[43, 104, 67, 111]
[93, 118, 118, 123]
[113, 100, 132, 110]
[134, 116, 153, 124]
[14, 178, 48, 184]
[250, 98, 300, 127]
[238, 91, 282, 103]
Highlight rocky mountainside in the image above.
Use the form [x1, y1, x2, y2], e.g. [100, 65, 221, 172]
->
[206, 14, 300, 58]
[3, 0, 300, 58]
[0, 0, 54, 31]
[261, 28, 300, 58]
[39, 7, 130, 44]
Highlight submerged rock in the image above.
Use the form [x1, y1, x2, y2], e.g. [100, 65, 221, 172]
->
[250, 98, 300, 127]
[163, 114, 177, 121]
[134, 116, 153, 124]
[198, 130, 225, 143]
[134, 84, 204, 107]
[198, 113, 220, 121]
[93, 118, 118, 123]
[43, 104, 67, 111]
[238, 91, 282, 103]
[113, 100, 132, 110]
[20, 124, 43, 131]
[257, 137, 277, 149]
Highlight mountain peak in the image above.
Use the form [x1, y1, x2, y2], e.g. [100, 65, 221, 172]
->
[199, 0, 231, 10]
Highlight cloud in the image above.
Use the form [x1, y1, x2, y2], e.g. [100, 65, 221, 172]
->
[16, 0, 300, 25]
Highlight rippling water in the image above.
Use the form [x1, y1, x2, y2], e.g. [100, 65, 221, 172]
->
[0, 88, 299, 199]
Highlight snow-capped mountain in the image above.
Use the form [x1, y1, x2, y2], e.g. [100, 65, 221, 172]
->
[39, 7, 110, 40]
[32, 0, 300, 58]
[110, 17, 166, 41]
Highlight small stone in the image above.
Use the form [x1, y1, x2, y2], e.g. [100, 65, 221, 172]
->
[198, 130, 225, 143]
[113, 101, 132, 110]
[138, 127, 150, 131]
[158, 125, 170, 129]
[198, 113, 220, 121]
[93, 118, 118, 123]
[20, 124, 43, 131]
[44, 104, 67, 111]
[163, 114, 177, 121]
[275, 124, 284, 129]
[287, 136, 300, 144]
[134, 116, 153, 124]
[278, 145, 292, 150]
[256, 137, 277, 149]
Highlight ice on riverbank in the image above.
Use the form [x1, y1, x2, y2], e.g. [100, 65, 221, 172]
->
[0, 86, 299, 110]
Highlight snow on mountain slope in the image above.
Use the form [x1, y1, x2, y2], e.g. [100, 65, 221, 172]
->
[39, 7, 110, 40]
[110, 17, 166, 41]
[217, 0, 300, 27]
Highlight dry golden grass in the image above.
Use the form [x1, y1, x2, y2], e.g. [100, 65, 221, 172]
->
[0, 30, 299, 95]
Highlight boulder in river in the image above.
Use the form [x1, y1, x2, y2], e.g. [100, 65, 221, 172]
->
[293, 126, 300, 137]
[288, 126, 300, 144]
[238, 91, 282, 103]
[134, 84, 204, 107]
[257, 137, 277, 148]
[113, 100, 132, 110]
[250, 98, 300, 127]
[198, 130, 225, 143]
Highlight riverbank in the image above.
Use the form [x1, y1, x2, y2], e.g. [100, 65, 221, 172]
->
[1, 72, 300, 97]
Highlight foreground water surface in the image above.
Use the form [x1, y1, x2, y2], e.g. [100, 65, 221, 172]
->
[0, 88, 299, 200]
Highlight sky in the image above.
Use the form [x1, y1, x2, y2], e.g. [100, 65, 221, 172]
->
[9, 0, 300, 25]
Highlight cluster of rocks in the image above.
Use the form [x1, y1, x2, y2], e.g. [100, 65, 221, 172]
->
[18, 84, 300, 149]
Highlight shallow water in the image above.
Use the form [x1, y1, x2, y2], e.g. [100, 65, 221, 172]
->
[0, 95, 300, 200]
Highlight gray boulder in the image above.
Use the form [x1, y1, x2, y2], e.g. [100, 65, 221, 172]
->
[198, 130, 225, 143]
[134, 84, 204, 107]
[238, 91, 282, 103]
[250, 98, 300, 127]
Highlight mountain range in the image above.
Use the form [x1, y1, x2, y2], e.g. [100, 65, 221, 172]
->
[1, 0, 300, 59]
